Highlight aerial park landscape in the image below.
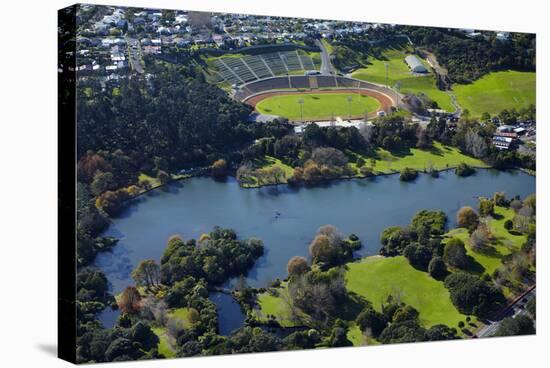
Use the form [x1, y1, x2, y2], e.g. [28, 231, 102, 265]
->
[65, 4, 536, 363]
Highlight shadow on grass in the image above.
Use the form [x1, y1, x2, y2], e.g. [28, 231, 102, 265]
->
[492, 213, 505, 220]
[333, 292, 370, 321]
[465, 255, 486, 275]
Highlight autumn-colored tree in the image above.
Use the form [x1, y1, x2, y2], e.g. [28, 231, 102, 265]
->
[118, 286, 142, 314]
[287, 256, 310, 276]
[309, 235, 333, 262]
[211, 159, 228, 179]
[456, 206, 479, 232]
[77, 152, 112, 183]
[95, 188, 132, 215]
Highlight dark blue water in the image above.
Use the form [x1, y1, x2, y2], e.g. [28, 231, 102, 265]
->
[94, 169, 535, 329]
[210, 292, 246, 335]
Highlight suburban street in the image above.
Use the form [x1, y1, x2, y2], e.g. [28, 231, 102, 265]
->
[126, 37, 144, 74]
[475, 286, 536, 338]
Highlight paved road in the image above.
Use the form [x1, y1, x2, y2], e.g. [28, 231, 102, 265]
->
[315, 39, 333, 75]
[126, 37, 144, 74]
[476, 286, 536, 338]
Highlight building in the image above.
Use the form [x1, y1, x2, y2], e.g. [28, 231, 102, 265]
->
[492, 132, 518, 150]
[405, 55, 427, 73]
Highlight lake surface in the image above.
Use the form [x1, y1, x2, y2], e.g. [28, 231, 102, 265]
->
[94, 169, 535, 330]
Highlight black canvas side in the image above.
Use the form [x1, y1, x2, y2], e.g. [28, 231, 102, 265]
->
[58, 4, 77, 364]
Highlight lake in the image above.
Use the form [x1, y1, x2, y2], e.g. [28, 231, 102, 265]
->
[95, 169, 535, 331]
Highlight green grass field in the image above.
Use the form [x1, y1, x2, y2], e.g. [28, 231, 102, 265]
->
[151, 327, 176, 358]
[351, 48, 454, 112]
[254, 283, 302, 327]
[444, 206, 527, 277]
[350, 141, 488, 175]
[255, 92, 381, 121]
[168, 307, 192, 326]
[345, 256, 469, 329]
[453, 71, 536, 117]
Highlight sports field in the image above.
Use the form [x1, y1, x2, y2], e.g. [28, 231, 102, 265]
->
[453, 71, 536, 117]
[346, 256, 469, 328]
[351, 47, 454, 112]
[255, 92, 381, 121]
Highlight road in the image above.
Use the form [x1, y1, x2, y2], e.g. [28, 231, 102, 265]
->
[475, 285, 536, 338]
[315, 39, 334, 75]
[126, 37, 144, 74]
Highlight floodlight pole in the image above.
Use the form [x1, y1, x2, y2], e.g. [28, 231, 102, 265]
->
[298, 98, 304, 121]
[385, 62, 389, 88]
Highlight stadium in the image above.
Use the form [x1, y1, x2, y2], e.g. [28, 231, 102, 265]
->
[203, 47, 401, 122]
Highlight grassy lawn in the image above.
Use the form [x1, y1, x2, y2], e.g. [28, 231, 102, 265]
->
[151, 327, 176, 358]
[345, 256, 469, 329]
[350, 141, 488, 175]
[253, 283, 302, 327]
[443, 206, 527, 277]
[150, 308, 192, 358]
[256, 92, 380, 121]
[351, 47, 454, 112]
[241, 155, 294, 188]
[168, 307, 192, 326]
[453, 71, 536, 117]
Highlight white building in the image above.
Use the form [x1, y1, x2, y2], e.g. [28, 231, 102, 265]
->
[405, 55, 427, 73]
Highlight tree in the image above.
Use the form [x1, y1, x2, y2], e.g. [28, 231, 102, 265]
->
[404, 244, 432, 270]
[131, 260, 161, 289]
[77, 152, 112, 183]
[455, 162, 476, 177]
[311, 147, 348, 167]
[90, 171, 116, 195]
[308, 235, 333, 263]
[287, 256, 310, 276]
[211, 159, 228, 179]
[494, 315, 535, 336]
[478, 197, 494, 217]
[157, 170, 171, 185]
[456, 206, 479, 231]
[470, 223, 492, 251]
[187, 308, 200, 325]
[428, 256, 447, 279]
[399, 167, 418, 181]
[526, 297, 536, 319]
[356, 305, 387, 337]
[131, 321, 159, 350]
[425, 324, 458, 341]
[464, 129, 488, 158]
[411, 210, 447, 236]
[493, 192, 507, 206]
[444, 272, 505, 317]
[443, 238, 468, 269]
[118, 286, 142, 314]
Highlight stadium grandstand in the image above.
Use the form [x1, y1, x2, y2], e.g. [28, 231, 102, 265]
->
[208, 50, 319, 87]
